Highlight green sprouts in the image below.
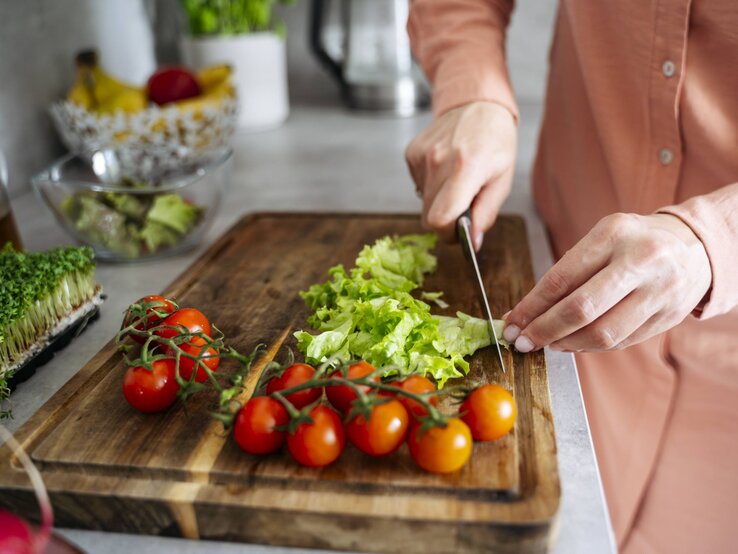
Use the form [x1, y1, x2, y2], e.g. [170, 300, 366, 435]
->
[0, 244, 98, 417]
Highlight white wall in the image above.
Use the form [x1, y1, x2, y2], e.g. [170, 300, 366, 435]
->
[0, 0, 155, 196]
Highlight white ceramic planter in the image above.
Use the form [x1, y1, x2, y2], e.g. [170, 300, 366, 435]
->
[182, 33, 289, 131]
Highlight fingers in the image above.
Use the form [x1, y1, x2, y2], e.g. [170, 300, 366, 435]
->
[611, 312, 670, 350]
[504, 236, 611, 343]
[470, 166, 514, 250]
[503, 211, 713, 354]
[548, 290, 655, 352]
[406, 156, 424, 198]
[404, 102, 518, 237]
[511, 264, 641, 352]
[405, 130, 432, 197]
[425, 154, 488, 236]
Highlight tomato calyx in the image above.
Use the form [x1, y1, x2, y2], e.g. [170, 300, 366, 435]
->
[269, 391, 323, 435]
[121, 328, 226, 400]
[119, 296, 178, 343]
[263, 359, 448, 430]
[117, 297, 267, 417]
[254, 348, 297, 391]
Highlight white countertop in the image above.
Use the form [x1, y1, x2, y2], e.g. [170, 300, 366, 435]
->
[5, 104, 615, 554]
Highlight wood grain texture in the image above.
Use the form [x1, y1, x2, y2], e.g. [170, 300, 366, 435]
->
[0, 213, 560, 553]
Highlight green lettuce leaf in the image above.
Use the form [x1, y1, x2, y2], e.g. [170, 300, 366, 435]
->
[68, 195, 140, 257]
[294, 234, 507, 387]
[146, 194, 202, 234]
[138, 220, 181, 252]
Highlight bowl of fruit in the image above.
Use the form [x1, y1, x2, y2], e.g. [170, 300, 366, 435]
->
[32, 148, 231, 262]
[50, 50, 237, 181]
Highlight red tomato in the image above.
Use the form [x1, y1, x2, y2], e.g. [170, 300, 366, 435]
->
[122, 359, 179, 413]
[234, 396, 289, 455]
[345, 399, 409, 456]
[266, 363, 321, 409]
[165, 336, 220, 383]
[461, 384, 517, 441]
[287, 405, 345, 467]
[326, 361, 377, 414]
[155, 308, 212, 340]
[407, 418, 473, 474]
[388, 375, 438, 419]
[123, 295, 176, 344]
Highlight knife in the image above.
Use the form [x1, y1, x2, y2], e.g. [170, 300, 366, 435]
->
[456, 209, 507, 374]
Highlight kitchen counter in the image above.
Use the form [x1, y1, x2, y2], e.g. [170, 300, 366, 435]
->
[5, 104, 615, 554]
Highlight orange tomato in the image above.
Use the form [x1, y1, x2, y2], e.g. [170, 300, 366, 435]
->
[407, 418, 473, 474]
[345, 399, 409, 456]
[461, 384, 517, 441]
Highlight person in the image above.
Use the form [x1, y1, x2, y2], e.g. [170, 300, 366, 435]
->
[404, 1, 738, 552]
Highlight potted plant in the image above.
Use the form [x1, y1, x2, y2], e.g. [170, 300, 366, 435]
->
[180, 0, 293, 131]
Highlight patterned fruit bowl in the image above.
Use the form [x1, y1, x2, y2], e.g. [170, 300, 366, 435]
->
[50, 52, 238, 181]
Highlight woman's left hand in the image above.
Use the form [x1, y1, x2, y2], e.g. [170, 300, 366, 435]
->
[503, 213, 712, 352]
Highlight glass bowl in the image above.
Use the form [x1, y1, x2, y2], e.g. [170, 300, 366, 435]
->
[32, 149, 231, 262]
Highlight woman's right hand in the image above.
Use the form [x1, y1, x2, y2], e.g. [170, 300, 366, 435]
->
[405, 101, 518, 250]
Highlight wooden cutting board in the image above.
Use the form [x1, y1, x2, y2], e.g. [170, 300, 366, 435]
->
[0, 213, 560, 554]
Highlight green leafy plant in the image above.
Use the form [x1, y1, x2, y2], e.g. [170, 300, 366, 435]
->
[181, 0, 295, 37]
[0, 245, 99, 418]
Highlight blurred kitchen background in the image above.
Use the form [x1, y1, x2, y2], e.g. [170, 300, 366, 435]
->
[0, 0, 554, 197]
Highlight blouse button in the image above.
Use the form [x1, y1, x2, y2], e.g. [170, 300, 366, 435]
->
[659, 148, 674, 165]
[662, 60, 676, 78]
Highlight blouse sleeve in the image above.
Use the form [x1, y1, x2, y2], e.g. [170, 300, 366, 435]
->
[408, 0, 518, 119]
[658, 182, 738, 318]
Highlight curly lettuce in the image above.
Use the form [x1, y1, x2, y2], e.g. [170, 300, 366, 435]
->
[294, 234, 506, 386]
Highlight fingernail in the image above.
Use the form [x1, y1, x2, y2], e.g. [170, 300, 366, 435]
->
[515, 335, 535, 353]
[502, 311, 511, 320]
[475, 232, 484, 251]
[503, 324, 520, 342]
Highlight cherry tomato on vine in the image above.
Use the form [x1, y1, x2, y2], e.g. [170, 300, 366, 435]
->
[387, 375, 438, 419]
[266, 363, 322, 409]
[123, 295, 176, 344]
[234, 396, 289, 455]
[165, 336, 220, 383]
[155, 308, 212, 340]
[461, 384, 517, 442]
[326, 361, 377, 414]
[345, 399, 409, 456]
[407, 418, 473, 474]
[122, 359, 179, 413]
[287, 405, 345, 467]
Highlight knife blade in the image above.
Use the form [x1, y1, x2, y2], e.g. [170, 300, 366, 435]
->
[456, 209, 507, 374]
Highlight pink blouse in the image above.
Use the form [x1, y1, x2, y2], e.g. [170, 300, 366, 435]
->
[409, 1, 738, 551]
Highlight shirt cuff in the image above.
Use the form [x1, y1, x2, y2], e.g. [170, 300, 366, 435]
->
[657, 189, 738, 319]
[431, 73, 519, 123]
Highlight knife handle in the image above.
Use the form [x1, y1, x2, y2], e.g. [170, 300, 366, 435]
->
[456, 208, 474, 262]
[456, 208, 473, 240]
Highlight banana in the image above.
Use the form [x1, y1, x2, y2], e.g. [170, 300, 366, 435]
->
[196, 64, 232, 91]
[67, 50, 147, 115]
[66, 51, 234, 121]
[166, 64, 235, 118]
[174, 81, 235, 115]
